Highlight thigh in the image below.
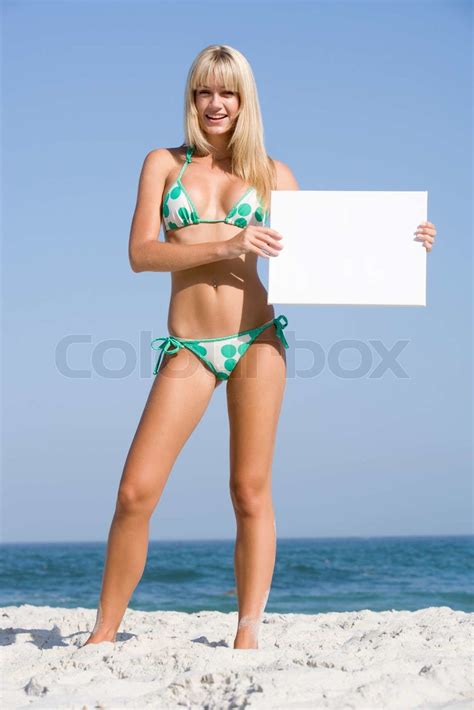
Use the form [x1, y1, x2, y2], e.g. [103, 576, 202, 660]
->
[118, 348, 218, 508]
[226, 326, 287, 490]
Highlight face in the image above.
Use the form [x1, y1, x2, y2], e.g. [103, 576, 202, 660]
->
[194, 79, 240, 136]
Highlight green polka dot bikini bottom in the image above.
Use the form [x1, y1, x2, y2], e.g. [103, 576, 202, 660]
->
[151, 314, 289, 380]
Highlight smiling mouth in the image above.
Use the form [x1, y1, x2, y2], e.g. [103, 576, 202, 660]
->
[206, 114, 227, 122]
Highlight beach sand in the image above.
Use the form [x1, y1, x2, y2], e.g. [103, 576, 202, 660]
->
[1, 604, 472, 709]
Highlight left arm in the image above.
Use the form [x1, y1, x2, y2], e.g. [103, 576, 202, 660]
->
[273, 160, 437, 252]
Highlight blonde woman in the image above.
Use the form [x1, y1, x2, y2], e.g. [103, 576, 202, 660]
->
[84, 45, 437, 650]
[83, 44, 296, 651]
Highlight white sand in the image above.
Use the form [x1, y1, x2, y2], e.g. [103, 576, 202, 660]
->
[1, 604, 472, 709]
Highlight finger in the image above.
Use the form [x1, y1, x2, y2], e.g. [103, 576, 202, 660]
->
[415, 236, 434, 245]
[254, 235, 283, 251]
[254, 238, 280, 256]
[256, 245, 273, 258]
[418, 223, 437, 236]
[257, 227, 283, 239]
[416, 234, 434, 243]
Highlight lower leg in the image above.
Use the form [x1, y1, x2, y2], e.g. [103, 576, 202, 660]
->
[83, 348, 218, 646]
[83, 503, 150, 645]
[233, 498, 276, 650]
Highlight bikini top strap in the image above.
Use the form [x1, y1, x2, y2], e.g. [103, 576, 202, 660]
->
[176, 144, 194, 180]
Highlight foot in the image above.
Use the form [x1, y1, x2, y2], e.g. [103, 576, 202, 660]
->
[81, 630, 116, 646]
[233, 625, 259, 650]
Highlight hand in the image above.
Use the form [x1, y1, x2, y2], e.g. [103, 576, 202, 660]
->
[225, 226, 284, 259]
[414, 221, 437, 253]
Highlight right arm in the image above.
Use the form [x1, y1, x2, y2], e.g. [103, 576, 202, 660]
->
[128, 149, 284, 273]
[128, 149, 229, 273]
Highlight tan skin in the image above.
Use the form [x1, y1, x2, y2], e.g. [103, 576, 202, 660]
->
[83, 79, 437, 650]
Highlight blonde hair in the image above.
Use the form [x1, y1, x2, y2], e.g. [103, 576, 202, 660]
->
[183, 44, 276, 210]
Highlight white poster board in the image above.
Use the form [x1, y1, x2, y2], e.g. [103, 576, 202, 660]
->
[267, 191, 428, 306]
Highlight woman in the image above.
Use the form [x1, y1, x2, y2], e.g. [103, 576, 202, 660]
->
[84, 45, 437, 650]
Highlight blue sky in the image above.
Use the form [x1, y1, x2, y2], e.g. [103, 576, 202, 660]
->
[2, 0, 472, 542]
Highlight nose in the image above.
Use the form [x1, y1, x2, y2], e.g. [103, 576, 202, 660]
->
[208, 93, 223, 108]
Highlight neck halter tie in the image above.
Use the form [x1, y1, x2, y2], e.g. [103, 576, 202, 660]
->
[150, 335, 185, 376]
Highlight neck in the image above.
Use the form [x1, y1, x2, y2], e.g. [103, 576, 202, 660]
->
[205, 133, 232, 160]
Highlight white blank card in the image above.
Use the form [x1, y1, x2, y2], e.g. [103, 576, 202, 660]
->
[267, 191, 428, 306]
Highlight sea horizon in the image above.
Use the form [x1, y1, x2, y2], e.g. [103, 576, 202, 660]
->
[2, 534, 472, 614]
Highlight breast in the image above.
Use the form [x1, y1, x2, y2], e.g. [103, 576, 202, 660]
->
[163, 178, 269, 233]
[162, 182, 197, 232]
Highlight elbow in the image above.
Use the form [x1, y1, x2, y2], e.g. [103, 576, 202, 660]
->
[129, 248, 143, 273]
[129, 258, 142, 273]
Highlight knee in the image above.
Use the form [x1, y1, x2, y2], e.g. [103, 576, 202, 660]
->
[116, 483, 154, 517]
[230, 482, 270, 518]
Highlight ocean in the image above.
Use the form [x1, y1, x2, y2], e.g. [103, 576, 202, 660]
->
[1, 535, 472, 613]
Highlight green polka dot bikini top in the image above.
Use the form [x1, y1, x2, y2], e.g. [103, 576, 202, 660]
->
[162, 145, 269, 232]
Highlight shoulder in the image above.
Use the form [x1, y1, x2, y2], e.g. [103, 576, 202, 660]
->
[271, 158, 300, 190]
[141, 146, 184, 173]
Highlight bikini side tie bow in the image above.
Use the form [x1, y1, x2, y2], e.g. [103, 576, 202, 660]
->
[274, 315, 289, 349]
[150, 336, 185, 375]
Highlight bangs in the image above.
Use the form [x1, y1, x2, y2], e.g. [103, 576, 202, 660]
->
[192, 56, 240, 93]
[184, 44, 272, 208]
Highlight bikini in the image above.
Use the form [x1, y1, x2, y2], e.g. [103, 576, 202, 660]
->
[161, 144, 269, 232]
[150, 144, 290, 380]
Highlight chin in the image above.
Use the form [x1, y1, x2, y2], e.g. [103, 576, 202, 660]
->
[200, 118, 235, 134]
[203, 126, 233, 137]
[206, 127, 232, 134]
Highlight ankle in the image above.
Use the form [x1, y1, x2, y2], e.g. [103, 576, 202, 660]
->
[90, 603, 120, 640]
[234, 627, 259, 650]
[84, 629, 116, 645]
[236, 615, 261, 646]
